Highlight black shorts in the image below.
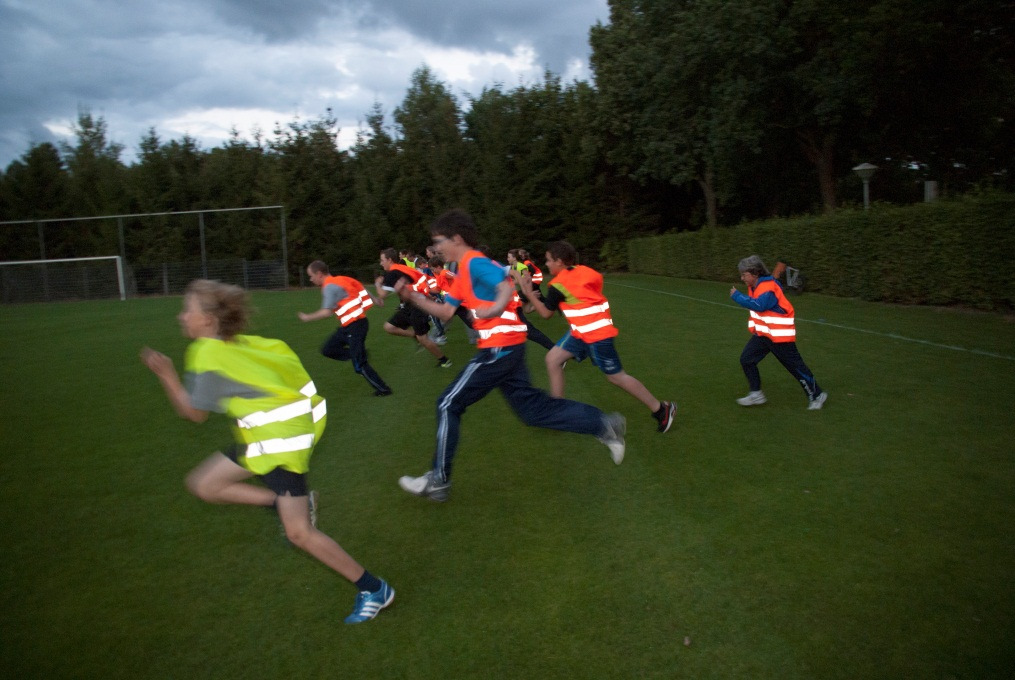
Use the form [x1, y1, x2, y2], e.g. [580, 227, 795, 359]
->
[223, 444, 308, 497]
[388, 303, 431, 336]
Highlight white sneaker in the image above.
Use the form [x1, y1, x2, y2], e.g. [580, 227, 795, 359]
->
[736, 390, 767, 406]
[808, 391, 828, 410]
[597, 412, 627, 464]
[398, 470, 450, 502]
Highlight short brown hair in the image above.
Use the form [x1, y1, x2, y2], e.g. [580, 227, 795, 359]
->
[430, 209, 480, 247]
[546, 241, 578, 267]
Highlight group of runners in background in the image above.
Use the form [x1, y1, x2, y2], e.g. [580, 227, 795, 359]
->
[141, 207, 825, 626]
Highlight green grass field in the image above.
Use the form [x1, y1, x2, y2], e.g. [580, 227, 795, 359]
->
[2, 274, 1013, 679]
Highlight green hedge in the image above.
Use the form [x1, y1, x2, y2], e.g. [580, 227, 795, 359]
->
[627, 193, 1015, 311]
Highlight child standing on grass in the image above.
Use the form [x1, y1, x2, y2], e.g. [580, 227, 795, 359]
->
[141, 279, 393, 624]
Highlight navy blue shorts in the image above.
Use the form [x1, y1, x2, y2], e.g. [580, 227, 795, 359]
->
[556, 332, 623, 375]
[223, 444, 308, 497]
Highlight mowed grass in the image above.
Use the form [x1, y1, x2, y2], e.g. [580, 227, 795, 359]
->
[1, 274, 1013, 679]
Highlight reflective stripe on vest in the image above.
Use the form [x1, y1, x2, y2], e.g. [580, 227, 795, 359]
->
[747, 279, 796, 342]
[474, 308, 528, 341]
[524, 260, 544, 284]
[550, 265, 619, 343]
[246, 434, 317, 458]
[185, 335, 327, 475]
[389, 264, 430, 293]
[237, 381, 327, 429]
[325, 276, 372, 326]
[453, 250, 528, 348]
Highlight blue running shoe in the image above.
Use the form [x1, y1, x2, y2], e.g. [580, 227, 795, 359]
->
[344, 580, 394, 624]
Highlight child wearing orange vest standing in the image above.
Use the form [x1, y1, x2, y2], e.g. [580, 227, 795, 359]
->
[299, 260, 392, 396]
[518, 241, 677, 434]
[729, 255, 827, 409]
[395, 210, 627, 502]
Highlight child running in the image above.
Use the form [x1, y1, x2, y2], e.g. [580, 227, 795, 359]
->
[141, 279, 393, 624]
[518, 241, 677, 433]
[396, 210, 627, 503]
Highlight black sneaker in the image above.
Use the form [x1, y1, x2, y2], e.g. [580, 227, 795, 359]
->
[656, 401, 677, 433]
[374, 388, 393, 397]
[438, 357, 453, 368]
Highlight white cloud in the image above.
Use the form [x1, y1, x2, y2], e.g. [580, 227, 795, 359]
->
[161, 107, 288, 141]
[0, 0, 608, 168]
[418, 43, 539, 88]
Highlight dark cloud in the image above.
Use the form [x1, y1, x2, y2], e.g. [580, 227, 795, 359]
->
[205, 0, 336, 42]
[344, 0, 602, 73]
[0, 0, 607, 169]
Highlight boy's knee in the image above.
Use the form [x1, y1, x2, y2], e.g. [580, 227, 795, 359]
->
[185, 470, 215, 501]
[606, 371, 626, 385]
[284, 524, 312, 548]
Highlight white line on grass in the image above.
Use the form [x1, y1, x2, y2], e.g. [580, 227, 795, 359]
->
[610, 281, 1015, 361]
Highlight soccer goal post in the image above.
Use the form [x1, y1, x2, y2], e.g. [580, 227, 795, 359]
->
[0, 256, 127, 303]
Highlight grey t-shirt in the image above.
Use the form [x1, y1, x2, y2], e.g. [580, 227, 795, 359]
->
[321, 282, 349, 310]
[185, 371, 269, 413]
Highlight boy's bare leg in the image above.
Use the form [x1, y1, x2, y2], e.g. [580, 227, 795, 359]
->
[186, 453, 275, 506]
[275, 495, 366, 583]
[606, 371, 662, 411]
[544, 346, 573, 398]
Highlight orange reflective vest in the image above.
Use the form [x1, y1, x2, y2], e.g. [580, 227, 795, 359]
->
[549, 265, 619, 343]
[388, 263, 430, 293]
[423, 270, 439, 294]
[523, 260, 544, 284]
[435, 269, 455, 293]
[747, 279, 796, 342]
[324, 275, 373, 327]
[449, 250, 528, 348]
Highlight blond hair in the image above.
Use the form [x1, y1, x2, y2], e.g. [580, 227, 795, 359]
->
[185, 279, 250, 339]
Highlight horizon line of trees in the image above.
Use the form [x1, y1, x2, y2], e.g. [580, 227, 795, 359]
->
[1, 0, 1010, 276]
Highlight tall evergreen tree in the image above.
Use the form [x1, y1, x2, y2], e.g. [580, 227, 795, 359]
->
[347, 103, 399, 268]
[58, 111, 127, 256]
[0, 142, 69, 259]
[391, 66, 468, 249]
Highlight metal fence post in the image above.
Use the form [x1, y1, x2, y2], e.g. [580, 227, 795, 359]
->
[279, 207, 288, 289]
[199, 212, 207, 279]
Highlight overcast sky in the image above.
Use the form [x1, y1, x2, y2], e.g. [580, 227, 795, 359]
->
[0, 0, 609, 169]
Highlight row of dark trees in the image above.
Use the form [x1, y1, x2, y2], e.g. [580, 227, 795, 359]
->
[1, 0, 1011, 275]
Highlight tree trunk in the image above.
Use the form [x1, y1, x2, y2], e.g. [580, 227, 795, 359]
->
[697, 164, 718, 228]
[797, 129, 837, 214]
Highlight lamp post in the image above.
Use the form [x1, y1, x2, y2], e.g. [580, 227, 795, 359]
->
[852, 163, 877, 209]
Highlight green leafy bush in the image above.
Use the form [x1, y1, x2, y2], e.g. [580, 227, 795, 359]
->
[628, 193, 1015, 310]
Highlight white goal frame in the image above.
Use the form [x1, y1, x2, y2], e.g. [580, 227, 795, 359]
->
[0, 255, 126, 301]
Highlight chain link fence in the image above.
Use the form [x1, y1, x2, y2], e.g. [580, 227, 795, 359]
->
[1, 258, 287, 303]
[130, 259, 287, 297]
